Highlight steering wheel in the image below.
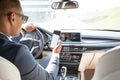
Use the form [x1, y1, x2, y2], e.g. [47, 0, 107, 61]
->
[20, 28, 44, 59]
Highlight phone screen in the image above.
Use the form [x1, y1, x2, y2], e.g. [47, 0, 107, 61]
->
[50, 30, 61, 48]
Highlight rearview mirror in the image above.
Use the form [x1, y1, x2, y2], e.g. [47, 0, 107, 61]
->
[51, 1, 79, 9]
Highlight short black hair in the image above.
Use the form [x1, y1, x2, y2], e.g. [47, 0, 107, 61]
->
[0, 0, 21, 13]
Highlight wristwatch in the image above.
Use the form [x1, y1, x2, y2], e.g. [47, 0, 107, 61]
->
[21, 28, 27, 34]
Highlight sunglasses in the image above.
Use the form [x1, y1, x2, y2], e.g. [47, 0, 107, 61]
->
[14, 12, 28, 24]
[0, 12, 28, 24]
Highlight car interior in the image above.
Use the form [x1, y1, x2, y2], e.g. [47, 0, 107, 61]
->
[1, 0, 120, 80]
[0, 56, 21, 80]
[92, 45, 120, 80]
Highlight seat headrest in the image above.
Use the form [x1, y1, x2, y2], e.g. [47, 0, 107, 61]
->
[0, 56, 21, 80]
[92, 46, 120, 80]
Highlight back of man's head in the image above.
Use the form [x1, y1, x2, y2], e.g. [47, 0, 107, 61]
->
[0, 0, 21, 13]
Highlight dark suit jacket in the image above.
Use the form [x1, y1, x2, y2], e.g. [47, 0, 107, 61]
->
[0, 33, 59, 80]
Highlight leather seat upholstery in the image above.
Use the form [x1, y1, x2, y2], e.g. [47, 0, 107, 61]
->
[0, 56, 21, 80]
[92, 46, 120, 80]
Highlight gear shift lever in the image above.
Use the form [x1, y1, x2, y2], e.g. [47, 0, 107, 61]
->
[61, 66, 67, 80]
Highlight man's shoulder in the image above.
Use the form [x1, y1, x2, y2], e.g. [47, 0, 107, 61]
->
[9, 41, 24, 46]
[8, 41, 29, 50]
[0, 38, 28, 52]
[0, 40, 30, 62]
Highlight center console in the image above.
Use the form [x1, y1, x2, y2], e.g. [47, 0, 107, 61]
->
[57, 32, 86, 80]
[60, 46, 85, 74]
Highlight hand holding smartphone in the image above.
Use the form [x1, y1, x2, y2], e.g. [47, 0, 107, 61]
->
[50, 30, 61, 49]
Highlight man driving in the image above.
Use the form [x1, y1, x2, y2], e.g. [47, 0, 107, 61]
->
[0, 0, 62, 80]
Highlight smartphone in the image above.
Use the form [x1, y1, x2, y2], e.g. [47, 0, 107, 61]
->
[50, 30, 61, 48]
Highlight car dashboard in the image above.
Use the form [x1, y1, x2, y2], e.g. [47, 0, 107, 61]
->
[38, 28, 120, 80]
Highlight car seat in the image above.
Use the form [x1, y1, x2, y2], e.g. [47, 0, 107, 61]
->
[92, 46, 120, 80]
[0, 56, 21, 80]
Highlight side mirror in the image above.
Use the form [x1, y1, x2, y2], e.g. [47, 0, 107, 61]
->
[51, 1, 79, 9]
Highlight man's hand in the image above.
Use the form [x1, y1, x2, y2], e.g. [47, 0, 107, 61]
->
[52, 40, 62, 54]
[24, 23, 37, 33]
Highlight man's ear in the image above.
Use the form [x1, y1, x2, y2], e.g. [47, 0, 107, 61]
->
[9, 12, 15, 24]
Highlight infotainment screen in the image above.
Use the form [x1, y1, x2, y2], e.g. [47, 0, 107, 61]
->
[61, 32, 81, 42]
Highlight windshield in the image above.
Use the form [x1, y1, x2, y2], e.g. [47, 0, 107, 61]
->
[20, 0, 120, 31]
